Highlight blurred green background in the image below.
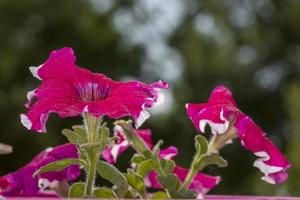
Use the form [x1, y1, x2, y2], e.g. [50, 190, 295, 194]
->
[0, 0, 300, 196]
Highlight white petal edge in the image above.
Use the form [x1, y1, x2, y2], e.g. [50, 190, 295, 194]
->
[38, 178, 59, 190]
[26, 89, 37, 101]
[253, 151, 283, 174]
[110, 140, 129, 163]
[261, 176, 276, 184]
[136, 107, 151, 128]
[29, 65, 42, 80]
[199, 110, 229, 134]
[20, 114, 32, 130]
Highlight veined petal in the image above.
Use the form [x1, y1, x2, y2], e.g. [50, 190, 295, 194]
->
[109, 80, 169, 128]
[22, 47, 169, 132]
[21, 80, 85, 133]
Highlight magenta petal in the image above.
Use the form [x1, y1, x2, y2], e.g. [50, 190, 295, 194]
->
[109, 81, 168, 127]
[30, 47, 88, 82]
[186, 103, 231, 134]
[21, 79, 85, 133]
[102, 128, 153, 164]
[0, 143, 80, 197]
[22, 48, 169, 133]
[145, 166, 220, 195]
[186, 85, 291, 184]
[159, 146, 178, 160]
[174, 166, 220, 194]
[235, 116, 291, 184]
[207, 85, 237, 106]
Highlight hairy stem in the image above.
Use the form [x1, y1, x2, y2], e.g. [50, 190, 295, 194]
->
[82, 113, 101, 197]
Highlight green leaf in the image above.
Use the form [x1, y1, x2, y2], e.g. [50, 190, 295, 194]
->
[199, 154, 228, 170]
[62, 128, 87, 145]
[160, 159, 175, 175]
[169, 189, 195, 199]
[98, 127, 110, 144]
[195, 135, 208, 155]
[96, 161, 128, 197]
[124, 169, 146, 198]
[137, 159, 154, 177]
[151, 191, 169, 199]
[72, 125, 88, 143]
[34, 158, 87, 177]
[157, 174, 181, 192]
[131, 155, 146, 164]
[93, 187, 117, 199]
[68, 182, 85, 198]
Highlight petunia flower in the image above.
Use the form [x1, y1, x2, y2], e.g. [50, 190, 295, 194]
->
[0, 143, 80, 197]
[20, 47, 168, 133]
[186, 85, 291, 184]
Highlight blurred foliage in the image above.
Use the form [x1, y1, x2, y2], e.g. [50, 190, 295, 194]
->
[0, 0, 299, 196]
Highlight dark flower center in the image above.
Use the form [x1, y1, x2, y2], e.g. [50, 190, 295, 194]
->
[77, 83, 111, 102]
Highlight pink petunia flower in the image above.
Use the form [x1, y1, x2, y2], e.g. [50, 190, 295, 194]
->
[20, 47, 168, 133]
[186, 85, 291, 184]
[0, 143, 80, 197]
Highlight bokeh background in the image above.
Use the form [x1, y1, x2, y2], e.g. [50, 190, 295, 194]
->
[0, 0, 300, 196]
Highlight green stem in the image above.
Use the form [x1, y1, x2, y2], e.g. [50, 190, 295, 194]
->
[180, 154, 202, 190]
[115, 121, 151, 156]
[85, 150, 97, 196]
[82, 113, 101, 197]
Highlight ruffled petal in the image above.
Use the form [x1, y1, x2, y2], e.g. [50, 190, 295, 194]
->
[21, 79, 86, 133]
[186, 85, 291, 185]
[0, 144, 80, 197]
[235, 115, 291, 184]
[174, 166, 220, 194]
[30, 47, 91, 84]
[186, 103, 231, 134]
[108, 80, 169, 128]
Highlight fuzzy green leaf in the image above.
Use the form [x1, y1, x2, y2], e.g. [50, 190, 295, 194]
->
[151, 191, 170, 199]
[93, 187, 117, 199]
[160, 159, 175, 175]
[157, 174, 181, 192]
[96, 161, 128, 197]
[169, 189, 195, 199]
[131, 155, 146, 164]
[198, 154, 228, 170]
[68, 182, 85, 198]
[195, 135, 208, 155]
[34, 158, 86, 177]
[124, 169, 146, 198]
[72, 125, 88, 143]
[137, 159, 155, 177]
